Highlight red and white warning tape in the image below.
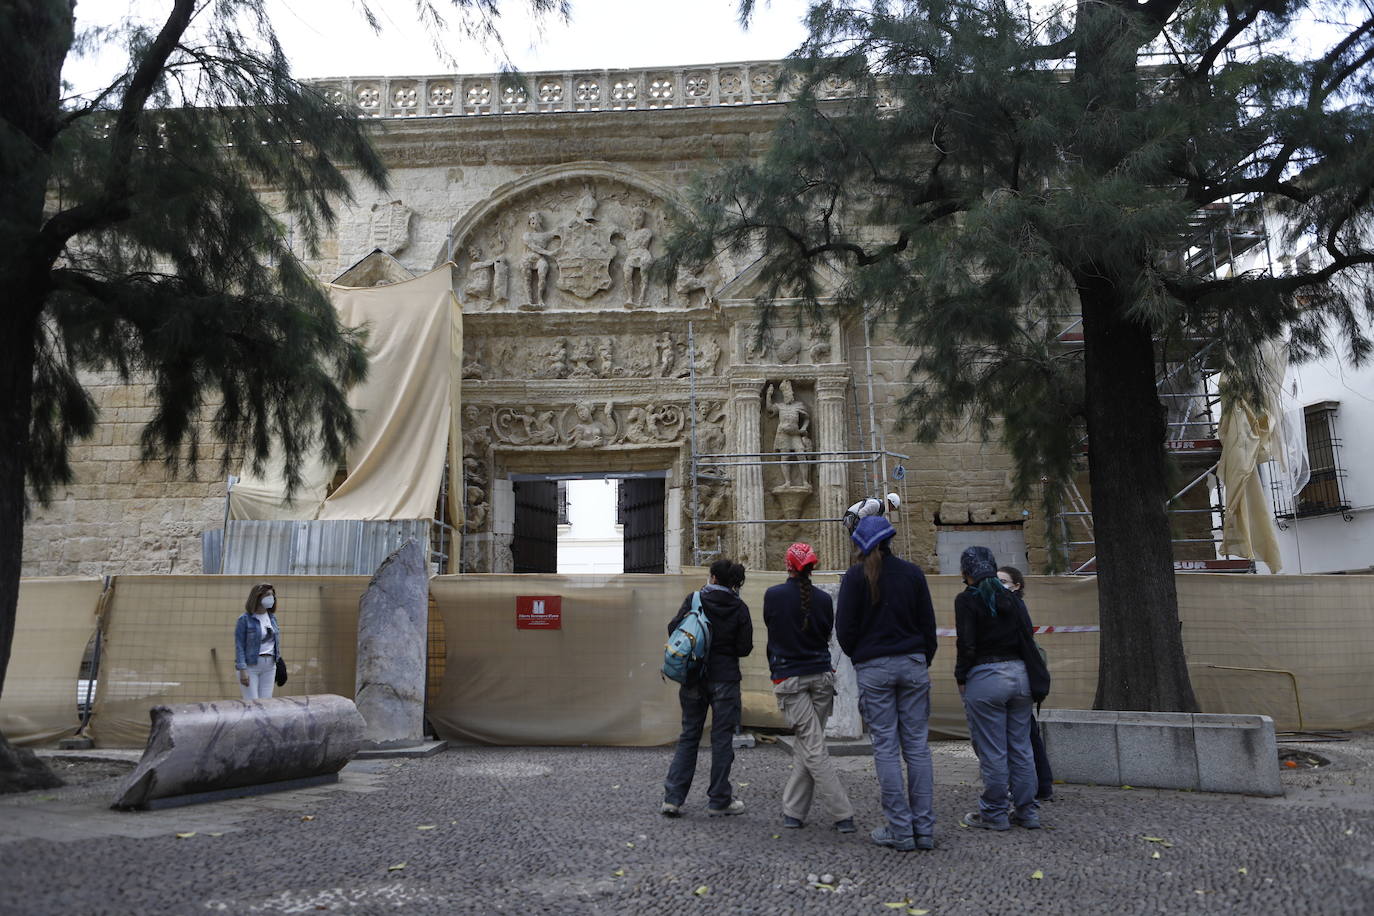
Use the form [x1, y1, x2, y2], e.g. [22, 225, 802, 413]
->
[934, 625, 1100, 637]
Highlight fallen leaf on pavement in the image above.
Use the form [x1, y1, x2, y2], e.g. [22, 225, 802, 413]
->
[1121, 785, 1134, 790]
[771, 834, 781, 839]
[1238, 867, 1248, 875]
[909, 909, 930, 915]
[175, 832, 196, 839]
[613, 869, 625, 877]
[301, 815, 315, 821]
[1151, 852, 1161, 859]
[626, 842, 634, 848]
[388, 863, 406, 872]
[883, 903, 909, 910]
[1031, 869, 1044, 880]
[208, 832, 224, 838]
[694, 885, 709, 896]
[1141, 836, 1174, 847]
[417, 825, 436, 831]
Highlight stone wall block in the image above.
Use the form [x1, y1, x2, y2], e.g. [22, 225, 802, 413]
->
[354, 539, 430, 748]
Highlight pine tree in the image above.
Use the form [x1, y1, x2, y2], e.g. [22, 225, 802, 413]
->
[673, 0, 1374, 710]
[0, 0, 561, 790]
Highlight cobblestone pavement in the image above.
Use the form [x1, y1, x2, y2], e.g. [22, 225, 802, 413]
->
[1, 735, 1371, 915]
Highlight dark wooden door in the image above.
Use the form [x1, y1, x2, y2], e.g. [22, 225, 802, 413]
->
[621, 478, 665, 574]
[512, 479, 558, 573]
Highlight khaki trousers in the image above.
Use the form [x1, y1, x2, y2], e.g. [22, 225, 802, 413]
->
[774, 671, 854, 823]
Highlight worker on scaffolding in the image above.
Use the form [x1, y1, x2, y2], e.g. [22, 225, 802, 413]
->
[844, 493, 901, 534]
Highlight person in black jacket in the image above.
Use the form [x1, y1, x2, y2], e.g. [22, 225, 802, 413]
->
[836, 516, 939, 852]
[998, 565, 1054, 801]
[956, 547, 1040, 831]
[661, 558, 754, 817]
[764, 542, 856, 833]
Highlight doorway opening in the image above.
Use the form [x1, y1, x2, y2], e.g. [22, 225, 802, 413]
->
[511, 471, 667, 574]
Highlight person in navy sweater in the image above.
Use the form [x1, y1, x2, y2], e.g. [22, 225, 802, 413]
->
[836, 516, 939, 851]
[764, 542, 856, 834]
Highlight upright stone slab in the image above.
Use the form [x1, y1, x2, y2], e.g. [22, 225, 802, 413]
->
[355, 539, 430, 748]
[817, 583, 862, 739]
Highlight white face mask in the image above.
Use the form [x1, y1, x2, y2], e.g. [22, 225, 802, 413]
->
[260, 594, 275, 610]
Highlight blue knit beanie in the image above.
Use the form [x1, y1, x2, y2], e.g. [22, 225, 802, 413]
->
[851, 515, 896, 554]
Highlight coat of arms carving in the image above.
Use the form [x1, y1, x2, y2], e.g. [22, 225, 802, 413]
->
[369, 200, 413, 255]
[553, 190, 616, 300]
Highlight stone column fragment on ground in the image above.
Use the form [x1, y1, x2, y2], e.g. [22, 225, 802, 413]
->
[112, 695, 365, 809]
[815, 376, 850, 571]
[355, 539, 430, 748]
[730, 378, 766, 567]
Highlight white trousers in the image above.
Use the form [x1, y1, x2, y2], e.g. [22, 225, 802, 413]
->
[240, 655, 276, 700]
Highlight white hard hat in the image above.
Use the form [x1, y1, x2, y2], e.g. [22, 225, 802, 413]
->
[885, 492, 901, 511]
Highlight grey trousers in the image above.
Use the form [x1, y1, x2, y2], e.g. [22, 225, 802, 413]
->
[854, 653, 935, 837]
[774, 671, 854, 823]
[962, 660, 1038, 824]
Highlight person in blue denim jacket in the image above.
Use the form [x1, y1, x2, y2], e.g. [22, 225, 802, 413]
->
[836, 516, 939, 852]
[235, 582, 281, 700]
[955, 547, 1040, 831]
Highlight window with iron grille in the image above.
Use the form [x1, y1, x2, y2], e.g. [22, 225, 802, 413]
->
[1273, 401, 1350, 519]
[557, 481, 569, 526]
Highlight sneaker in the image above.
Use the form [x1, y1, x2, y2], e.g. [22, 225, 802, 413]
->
[834, 818, 856, 834]
[915, 834, 935, 850]
[870, 825, 916, 851]
[1012, 815, 1042, 830]
[783, 815, 804, 829]
[961, 811, 1011, 831]
[660, 802, 682, 817]
[707, 798, 746, 816]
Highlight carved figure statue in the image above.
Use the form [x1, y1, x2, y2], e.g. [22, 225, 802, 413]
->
[695, 400, 727, 455]
[462, 342, 486, 380]
[463, 244, 507, 304]
[655, 331, 676, 378]
[622, 407, 654, 444]
[520, 211, 558, 309]
[567, 401, 616, 448]
[766, 380, 811, 487]
[675, 268, 711, 307]
[597, 338, 617, 378]
[692, 338, 722, 376]
[569, 338, 598, 379]
[462, 405, 492, 456]
[622, 206, 654, 308]
[465, 484, 489, 532]
[537, 337, 569, 379]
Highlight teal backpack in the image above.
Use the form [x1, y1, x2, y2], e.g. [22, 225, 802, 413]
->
[662, 591, 712, 683]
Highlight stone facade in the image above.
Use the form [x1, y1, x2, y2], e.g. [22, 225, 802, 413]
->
[20, 62, 1044, 577]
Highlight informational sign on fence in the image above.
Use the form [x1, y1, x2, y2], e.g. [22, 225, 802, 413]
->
[516, 595, 562, 630]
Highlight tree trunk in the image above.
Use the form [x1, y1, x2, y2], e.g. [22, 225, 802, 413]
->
[1079, 276, 1200, 712]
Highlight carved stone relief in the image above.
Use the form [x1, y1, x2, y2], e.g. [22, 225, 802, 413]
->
[454, 179, 720, 311]
[464, 332, 724, 380]
[740, 321, 836, 365]
[369, 200, 414, 255]
[489, 401, 688, 448]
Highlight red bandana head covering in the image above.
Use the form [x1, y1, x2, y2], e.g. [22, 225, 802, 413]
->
[785, 542, 819, 572]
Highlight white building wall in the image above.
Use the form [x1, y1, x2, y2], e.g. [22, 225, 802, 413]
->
[557, 479, 624, 574]
[1269, 355, 1374, 574]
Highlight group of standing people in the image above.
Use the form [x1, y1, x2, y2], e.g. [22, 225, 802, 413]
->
[661, 514, 1051, 851]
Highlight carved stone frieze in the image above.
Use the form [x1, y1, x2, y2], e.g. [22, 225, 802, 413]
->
[486, 400, 690, 448]
[739, 320, 838, 366]
[453, 177, 720, 311]
[462, 331, 724, 380]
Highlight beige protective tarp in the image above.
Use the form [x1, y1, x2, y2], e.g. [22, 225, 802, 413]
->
[0, 578, 103, 746]
[87, 576, 368, 747]
[1219, 343, 1298, 572]
[231, 265, 462, 522]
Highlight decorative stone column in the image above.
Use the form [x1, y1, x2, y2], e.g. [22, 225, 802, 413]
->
[815, 376, 850, 570]
[729, 378, 766, 568]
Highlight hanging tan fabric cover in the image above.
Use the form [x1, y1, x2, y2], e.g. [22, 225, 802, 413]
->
[1219, 344, 1287, 572]
[229, 265, 461, 521]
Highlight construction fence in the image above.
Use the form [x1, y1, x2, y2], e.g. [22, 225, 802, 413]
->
[3, 572, 1372, 748]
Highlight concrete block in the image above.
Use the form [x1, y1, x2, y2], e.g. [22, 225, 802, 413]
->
[1193, 714, 1282, 796]
[1040, 709, 1120, 785]
[1117, 711, 1198, 790]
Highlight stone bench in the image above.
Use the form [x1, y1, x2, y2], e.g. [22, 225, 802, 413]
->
[1038, 709, 1282, 797]
[112, 694, 366, 809]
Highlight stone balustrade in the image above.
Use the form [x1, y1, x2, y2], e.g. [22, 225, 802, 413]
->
[306, 61, 878, 119]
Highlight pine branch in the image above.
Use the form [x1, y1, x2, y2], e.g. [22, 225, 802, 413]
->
[38, 0, 196, 266]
